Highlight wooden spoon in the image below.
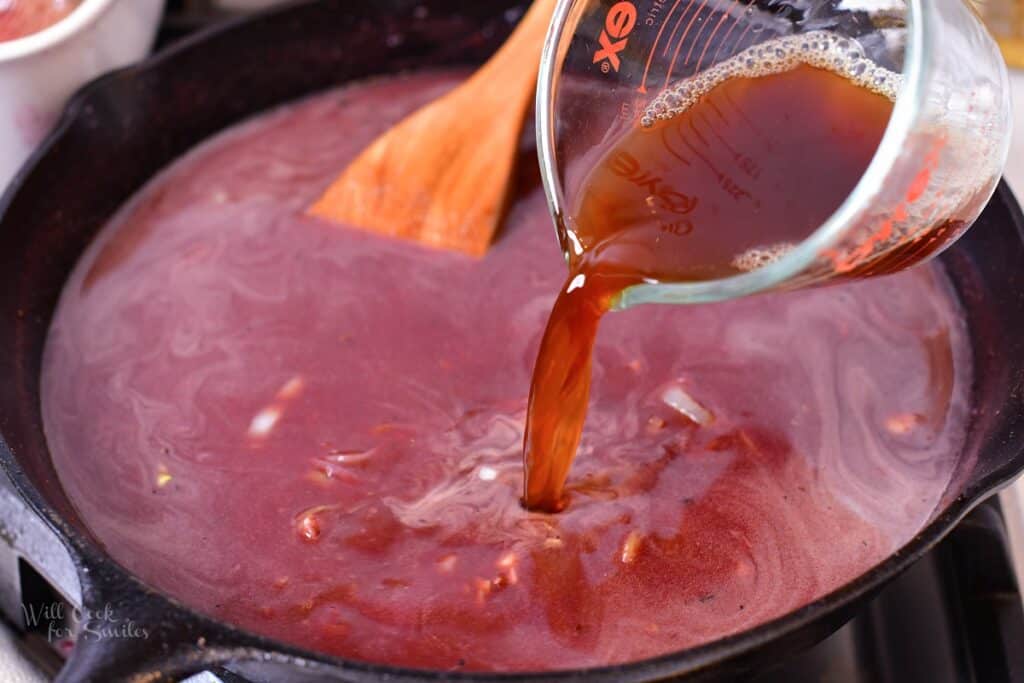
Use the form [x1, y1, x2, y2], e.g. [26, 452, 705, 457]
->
[307, 0, 556, 257]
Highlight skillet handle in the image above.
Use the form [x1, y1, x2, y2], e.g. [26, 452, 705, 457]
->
[52, 587, 223, 683]
[57, 632, 346, 683]
[55, 632, 209, 683]
[50, 577, 317, 683]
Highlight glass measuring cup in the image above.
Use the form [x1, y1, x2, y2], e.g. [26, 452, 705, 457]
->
[536, 0, 1013, 308]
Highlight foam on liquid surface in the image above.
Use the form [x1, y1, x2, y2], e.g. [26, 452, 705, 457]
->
[644, 31, 902, 128]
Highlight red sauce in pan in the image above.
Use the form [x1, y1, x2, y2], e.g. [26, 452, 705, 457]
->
[42, 72, 971, 671]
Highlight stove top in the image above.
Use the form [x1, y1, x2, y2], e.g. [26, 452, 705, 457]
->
[758, 499, 1024, 683]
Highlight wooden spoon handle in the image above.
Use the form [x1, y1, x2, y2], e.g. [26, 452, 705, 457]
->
[307, 0, 557, 256]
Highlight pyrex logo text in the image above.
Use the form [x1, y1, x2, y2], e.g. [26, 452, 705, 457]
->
[594, 2, 637, 73]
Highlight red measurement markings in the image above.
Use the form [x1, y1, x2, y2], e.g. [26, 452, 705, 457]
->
[704, 95, 730, 125]
[710, 0, 756, 66]
[664, 0, 710, 88]
[694, 110, 733, 153]
[694, 10, 731, 71]
[727, 5, 763, 58]
[661, 0, 698, 63]
[639, 0, 682, 92]
[694, 110, 763, 179]
[683, 3, 719, 70]
[640, 0, 761, 95]
[721, 85, 768, 142]
[650, 0, 700, 90]
[660, 120, 694, 166]
[679, 134, 734, 197]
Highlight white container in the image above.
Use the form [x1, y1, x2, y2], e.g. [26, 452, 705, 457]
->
[0, 0, 164, 190]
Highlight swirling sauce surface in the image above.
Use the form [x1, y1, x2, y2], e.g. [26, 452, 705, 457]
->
[42, 72, 971, 671]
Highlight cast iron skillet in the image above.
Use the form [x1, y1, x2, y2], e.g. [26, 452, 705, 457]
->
[0, 1, 1023, 681]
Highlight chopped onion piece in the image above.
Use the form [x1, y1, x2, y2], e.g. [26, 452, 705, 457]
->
[155, 465, 172, 488]
[298, 515, 320, 542]
[621, 531, 643, 564]
[294, 504, 336, 543]
[886, 412, 924, 435]
[248, 406, 282, 438]
[496, 551, 517, 569]
[661, 383, 714, 425]
[276, 375, 305, 401]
